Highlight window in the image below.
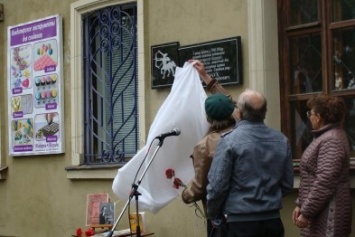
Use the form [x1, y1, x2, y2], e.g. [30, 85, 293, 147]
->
[82, 4, 138, 165]
[278, 0, 355, 163]
[70, 0, 145, 177]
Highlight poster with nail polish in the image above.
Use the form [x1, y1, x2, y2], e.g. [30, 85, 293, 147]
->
[7, 15, 64, 156]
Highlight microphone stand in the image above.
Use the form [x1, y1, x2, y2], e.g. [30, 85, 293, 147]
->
[107, 137, 167, 237]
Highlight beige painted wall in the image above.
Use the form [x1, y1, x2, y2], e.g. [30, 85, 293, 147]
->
[145, 0, 246, 124]
[0, 0, 354, 237]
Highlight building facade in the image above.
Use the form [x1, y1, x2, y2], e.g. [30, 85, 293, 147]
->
[0, 0, 354, 237]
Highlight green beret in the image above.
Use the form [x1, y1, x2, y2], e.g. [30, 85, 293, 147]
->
[205, 93, 235, 121]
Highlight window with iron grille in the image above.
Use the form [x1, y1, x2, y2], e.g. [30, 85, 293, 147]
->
[82, 3, 138, 165]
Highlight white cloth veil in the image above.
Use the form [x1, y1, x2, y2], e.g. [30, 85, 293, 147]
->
[112, 62, 209, 213]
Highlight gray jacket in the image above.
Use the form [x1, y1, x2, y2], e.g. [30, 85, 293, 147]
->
[206, 120, 294, 222]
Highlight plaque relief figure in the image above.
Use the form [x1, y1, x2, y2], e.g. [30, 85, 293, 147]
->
[154, 50, 176, 79]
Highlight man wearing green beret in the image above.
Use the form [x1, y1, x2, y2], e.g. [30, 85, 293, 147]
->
[182, 60, 237, 237]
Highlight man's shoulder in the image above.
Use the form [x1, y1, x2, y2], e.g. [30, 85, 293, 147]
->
[267, 127, 289, 143]
[220, 128, 234, 138]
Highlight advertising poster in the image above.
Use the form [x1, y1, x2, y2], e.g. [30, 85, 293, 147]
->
[7, 15, 64, 156]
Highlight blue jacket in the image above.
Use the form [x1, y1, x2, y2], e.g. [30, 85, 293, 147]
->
[206, 120, 294, 222]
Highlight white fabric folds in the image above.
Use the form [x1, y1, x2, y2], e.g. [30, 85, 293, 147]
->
[112, 62, 209, 213]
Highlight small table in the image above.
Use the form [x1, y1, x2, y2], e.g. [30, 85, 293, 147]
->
[89, 225, 154, 237]
[90, 224, 113, 232]
[114, 233, 154, 237]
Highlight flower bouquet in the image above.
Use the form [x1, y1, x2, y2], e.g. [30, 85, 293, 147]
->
[165, 168, 206, 219]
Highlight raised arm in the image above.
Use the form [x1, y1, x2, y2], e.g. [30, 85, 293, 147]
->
[189, 59, 235, 104]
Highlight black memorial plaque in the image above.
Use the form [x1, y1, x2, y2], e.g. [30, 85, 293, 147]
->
[151, 42, 180, 88]
[178, 37, 242, 85]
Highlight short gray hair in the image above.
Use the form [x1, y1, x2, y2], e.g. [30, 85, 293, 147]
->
[237, 89, 267, 122]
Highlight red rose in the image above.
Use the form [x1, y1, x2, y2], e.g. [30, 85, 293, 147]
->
[173, 177, 184, 189]
[85, 227, 95, 236]
[165, 168, 175, 179]
[76, 228, 83, 236]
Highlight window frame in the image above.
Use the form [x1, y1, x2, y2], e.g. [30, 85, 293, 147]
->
[68, 0, 146, 179]
[82, 4, 139, 164]
[277, 0, 355, 166]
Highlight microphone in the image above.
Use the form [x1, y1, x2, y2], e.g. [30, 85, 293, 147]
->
[156, 128, 181, 139]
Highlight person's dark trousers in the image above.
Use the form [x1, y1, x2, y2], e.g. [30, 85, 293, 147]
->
[207, 219, 228, 237]
[227, 218, 284, 237]
[207, 220, 214, 237]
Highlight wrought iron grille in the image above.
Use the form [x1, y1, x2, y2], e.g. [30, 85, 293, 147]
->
[82, 4, 138, 165]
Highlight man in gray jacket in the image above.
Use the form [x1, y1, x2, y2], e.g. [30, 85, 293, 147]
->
[206, 89, 294, 237]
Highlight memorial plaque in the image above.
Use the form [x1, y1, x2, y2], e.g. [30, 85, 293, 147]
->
[151, 42, 180, 88]
[178, 37, 242, 85]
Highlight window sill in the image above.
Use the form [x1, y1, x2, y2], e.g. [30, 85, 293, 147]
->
[0, 166, 8, 180]
[65, 164, 121, 180]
